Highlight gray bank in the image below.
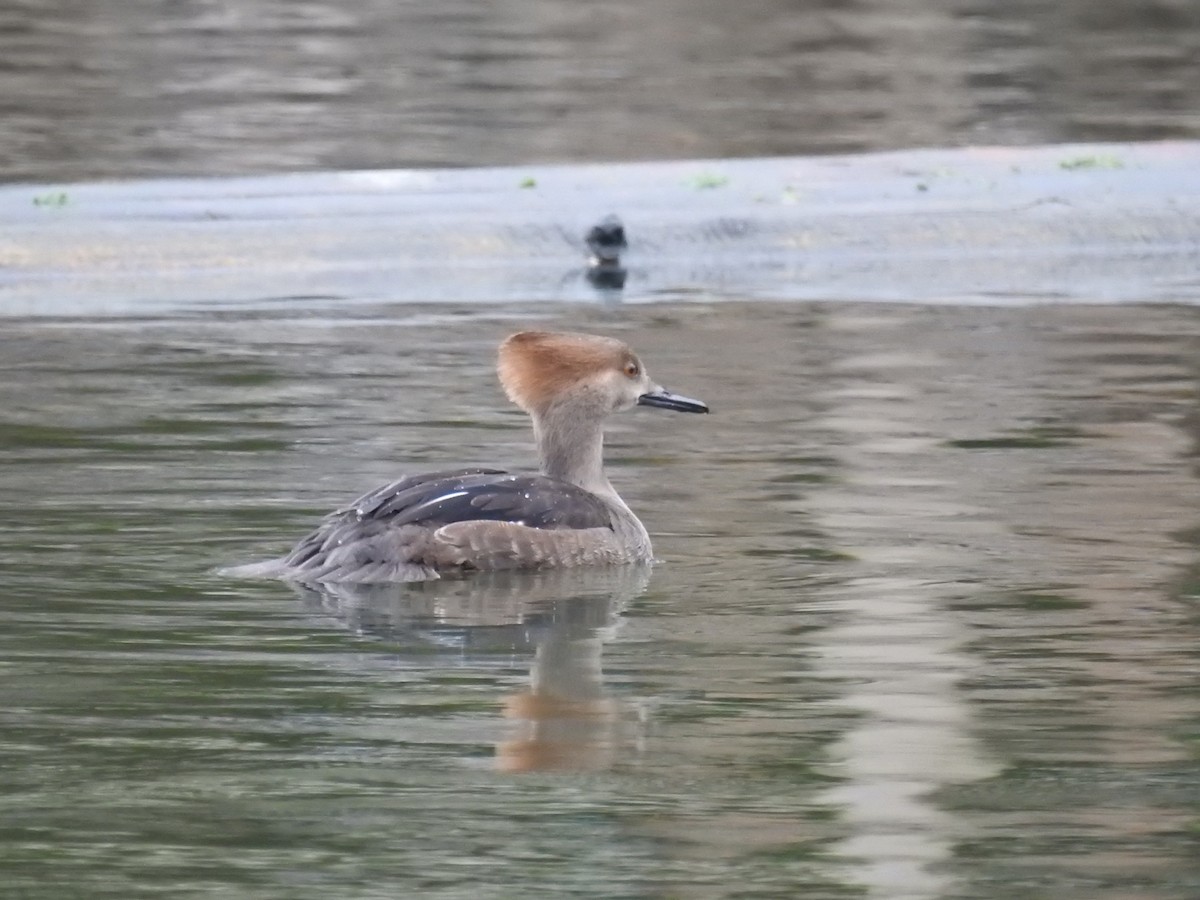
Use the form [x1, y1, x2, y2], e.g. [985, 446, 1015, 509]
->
[2, 141, 1198, 316]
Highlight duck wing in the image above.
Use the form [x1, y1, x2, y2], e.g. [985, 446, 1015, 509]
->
[370, 471, 615, 531]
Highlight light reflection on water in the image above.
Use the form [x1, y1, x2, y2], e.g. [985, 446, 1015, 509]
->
[1, 301, 1198, 898]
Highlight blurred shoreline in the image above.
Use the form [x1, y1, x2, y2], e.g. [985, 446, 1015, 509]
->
[2, 141, 1197, 314]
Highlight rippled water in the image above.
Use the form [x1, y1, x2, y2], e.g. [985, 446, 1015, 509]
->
[2, 301, 1198, 898]
[2, 0, 1198, 182]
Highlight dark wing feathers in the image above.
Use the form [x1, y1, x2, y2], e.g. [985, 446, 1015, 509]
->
[386, 473, 614, 531]
[335, 467, 507, 519]
[331, 467, 614, 532]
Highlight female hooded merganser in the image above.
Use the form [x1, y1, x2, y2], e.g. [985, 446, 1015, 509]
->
[227, 331, 707, 583]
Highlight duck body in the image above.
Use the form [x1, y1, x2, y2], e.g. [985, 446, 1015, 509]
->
[227, 331, 706, 584]
[254, 467, 649, 583]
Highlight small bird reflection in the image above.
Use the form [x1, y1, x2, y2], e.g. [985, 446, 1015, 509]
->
[292, 565, 651, 773]
[585, 264, 627, 292]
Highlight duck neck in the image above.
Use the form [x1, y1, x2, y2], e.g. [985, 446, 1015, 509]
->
[531, 405, 614, 499]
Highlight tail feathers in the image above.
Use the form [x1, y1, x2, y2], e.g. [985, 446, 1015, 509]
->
[218, 554, 440, 584]
[218, 559, 293, 580]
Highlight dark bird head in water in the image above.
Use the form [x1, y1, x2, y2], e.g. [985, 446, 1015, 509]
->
[585, 214, 627, 265]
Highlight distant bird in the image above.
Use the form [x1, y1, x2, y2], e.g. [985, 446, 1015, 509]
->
[585, 214, 627, 267]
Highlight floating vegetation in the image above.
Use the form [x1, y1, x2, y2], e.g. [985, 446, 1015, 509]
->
[687, 172, 729, 189]
[1059, 154, 1124, 171]
[517, 176, 537, 189]
[33, 191, 69, 207]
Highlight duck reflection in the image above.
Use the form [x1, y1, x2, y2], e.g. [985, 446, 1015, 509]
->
[584, 261, 627, 293]
[292, 565, 651, 773]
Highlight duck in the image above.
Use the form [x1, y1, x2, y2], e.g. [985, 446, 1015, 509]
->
[226, 331, 707, 583]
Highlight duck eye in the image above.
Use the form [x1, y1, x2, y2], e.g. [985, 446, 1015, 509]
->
[623, 361, 640, 378]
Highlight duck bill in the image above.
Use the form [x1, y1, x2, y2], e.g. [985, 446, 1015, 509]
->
[637, 388, 709, 414]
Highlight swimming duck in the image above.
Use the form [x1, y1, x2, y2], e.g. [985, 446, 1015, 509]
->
[228, 331, 707, 583]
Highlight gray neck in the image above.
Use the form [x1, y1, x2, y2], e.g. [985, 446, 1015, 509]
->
[530, 401, 650, 558]
[532, 405, 614, 499]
